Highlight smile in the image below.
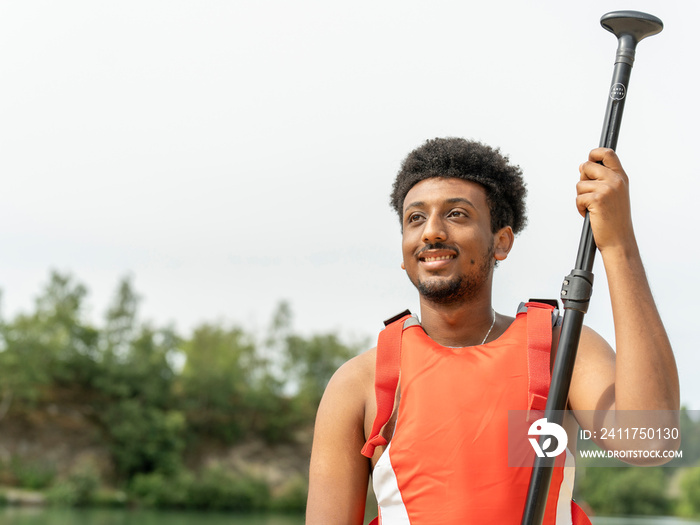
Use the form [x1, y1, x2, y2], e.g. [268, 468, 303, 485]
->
[421, 255, 455, 262]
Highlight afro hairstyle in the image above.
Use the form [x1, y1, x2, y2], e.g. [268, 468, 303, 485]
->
[389, 137, 527, 235]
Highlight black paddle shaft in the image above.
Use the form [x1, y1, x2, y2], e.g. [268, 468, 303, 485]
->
[520, 11, 663, 525]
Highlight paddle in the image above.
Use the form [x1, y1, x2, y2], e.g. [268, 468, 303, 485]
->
[520, 11, 664, 525]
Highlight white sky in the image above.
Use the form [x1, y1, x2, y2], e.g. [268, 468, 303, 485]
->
[1, 1, 698, 406]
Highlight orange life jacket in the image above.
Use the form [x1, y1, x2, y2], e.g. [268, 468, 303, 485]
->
[362, 302, 591, 525]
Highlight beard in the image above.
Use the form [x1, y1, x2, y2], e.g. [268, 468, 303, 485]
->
[411, 244, 495, 306]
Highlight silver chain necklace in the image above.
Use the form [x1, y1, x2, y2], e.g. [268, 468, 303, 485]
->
[481, 309, 497, 345]
[443, 309, 496, 348]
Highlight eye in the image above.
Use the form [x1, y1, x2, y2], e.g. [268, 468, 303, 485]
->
[406, 212, 425, 224]
[447, 209, 468, 218]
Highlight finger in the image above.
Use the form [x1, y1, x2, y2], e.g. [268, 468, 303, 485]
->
[575, 193, 592, 217]
[579, 160, 629, 186]
[579, 160, 612, 182]
[588, 147, 625, 172]
[575, 190, 609, 217]
[577, 175, 626, 200]
[576, 179, 600, 196]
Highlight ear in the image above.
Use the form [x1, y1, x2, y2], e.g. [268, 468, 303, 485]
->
[493, 226, 515, 261]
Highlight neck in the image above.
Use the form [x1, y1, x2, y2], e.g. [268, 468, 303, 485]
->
[419, 296, 497, 347]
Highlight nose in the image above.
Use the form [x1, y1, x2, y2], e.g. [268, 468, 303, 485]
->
[422, 214, 447, 244]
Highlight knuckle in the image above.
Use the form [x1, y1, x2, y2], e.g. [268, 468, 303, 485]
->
[610, 175, 627, 191]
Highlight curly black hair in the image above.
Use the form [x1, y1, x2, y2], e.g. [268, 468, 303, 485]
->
[390, 137, 528, 235]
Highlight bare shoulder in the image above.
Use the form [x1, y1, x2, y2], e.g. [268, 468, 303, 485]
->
[327, 346, 376, 393]
[318, 347, 376, 419]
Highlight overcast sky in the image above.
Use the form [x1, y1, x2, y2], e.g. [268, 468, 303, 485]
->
[1, 1, 698, 407]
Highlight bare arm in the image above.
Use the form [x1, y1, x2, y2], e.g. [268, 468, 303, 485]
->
[306, 352, 374, 525]
[568, 149, 680, 458]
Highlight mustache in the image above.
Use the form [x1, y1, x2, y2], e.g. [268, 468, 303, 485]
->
[417, 242, 460, 256]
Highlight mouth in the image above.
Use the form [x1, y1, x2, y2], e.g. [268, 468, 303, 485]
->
[417, 249, 458, 270]
[420, 254, 456, 263]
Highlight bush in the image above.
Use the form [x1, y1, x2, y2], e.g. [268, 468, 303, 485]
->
[128, 466, 271, 511]
[192, 465, 270, 511]
[103, 403, 186, 479]
[46, 462, 100, 507]
[677, 463, 700, 518]
[576, 466, 673, 516]
[0, 276, 344, 510]
[128, 470, 193, 508]
[270, 475, 308, 512]
[10, 457, 56, 490]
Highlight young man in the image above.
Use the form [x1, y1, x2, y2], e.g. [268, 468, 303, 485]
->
[306, 138, 679, 524]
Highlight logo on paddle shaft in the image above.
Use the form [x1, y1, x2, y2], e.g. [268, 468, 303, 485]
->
[610, 83, 626, 100]
[528, 418, 568, 458]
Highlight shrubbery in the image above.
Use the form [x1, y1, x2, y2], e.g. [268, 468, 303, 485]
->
[127, 467, 274, 511]
[8, 271, 700, 518]
[575, 466, 674, 516]
[46, 464, 100, 507]
[0, 271, 360, 511]
[9, 457, 56, 490]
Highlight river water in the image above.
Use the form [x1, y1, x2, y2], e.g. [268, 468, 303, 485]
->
[0, 508, 303, 525]
[0, 508, 698, 525]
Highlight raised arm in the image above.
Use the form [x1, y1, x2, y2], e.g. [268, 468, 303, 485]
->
[306, 352, 374, 525]
[568, 148, 680, 445]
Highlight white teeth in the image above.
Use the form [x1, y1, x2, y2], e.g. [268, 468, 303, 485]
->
[423, 256, 453, 262]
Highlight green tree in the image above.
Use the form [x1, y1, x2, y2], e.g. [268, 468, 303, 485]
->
[90, 279, 185, 479]
[576, 466, 673, 516]
[0, 271, 99, 407]
[255, 301, 363, 439]
[285, 332, 358, 407]
[103, 275, 140, 356]
[178, 301, 363, 444]
[0, 273, 365, 490]
[677, 462, 700, 517]
[178, 323, 259, 442]
[96, 325, 184, 478]
[265, 301, 362, 404]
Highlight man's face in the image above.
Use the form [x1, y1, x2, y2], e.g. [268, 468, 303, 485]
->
[401, 177, 506, 305]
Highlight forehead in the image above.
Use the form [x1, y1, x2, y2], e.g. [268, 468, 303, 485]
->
[403, 177, 488, 211]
